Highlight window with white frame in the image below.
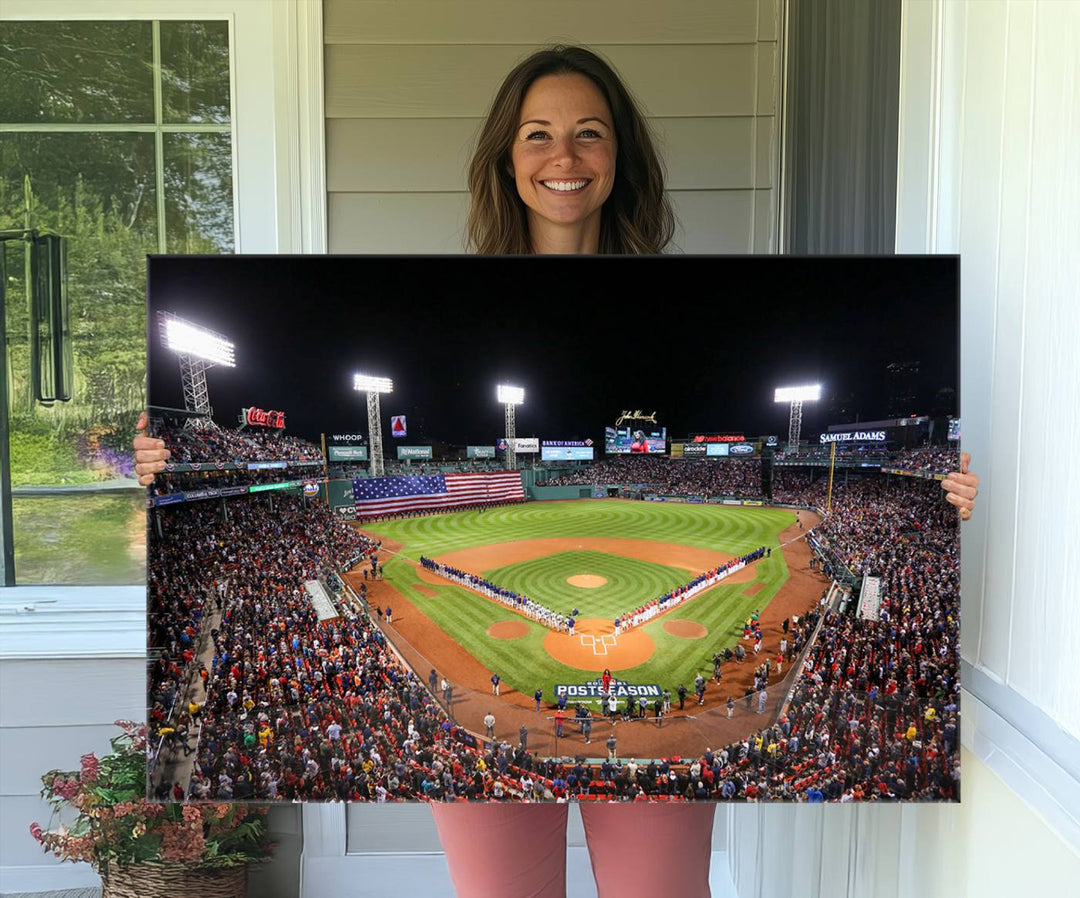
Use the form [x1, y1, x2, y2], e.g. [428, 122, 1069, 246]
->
[0, 18, 234, 585]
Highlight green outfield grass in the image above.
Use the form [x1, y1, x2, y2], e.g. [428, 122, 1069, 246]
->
[364, 500, 795, 700]
[488, 550, 696, 619]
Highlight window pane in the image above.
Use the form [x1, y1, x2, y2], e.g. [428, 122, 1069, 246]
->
[160, 20, 232, 124]
[1, 131, 156, 441]
[164, 132, 234, 253]
[2, 132, 155, 584]
[0, 22, 154, 124]
[12, 493, 146, 585]
[0, 19, 236, 586]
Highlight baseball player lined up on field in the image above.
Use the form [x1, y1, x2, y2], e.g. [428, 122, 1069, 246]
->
[420, 557, 566, 632]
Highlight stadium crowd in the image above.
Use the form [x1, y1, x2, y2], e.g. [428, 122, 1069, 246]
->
[146, 433, 960, 802]
[775, 445, 956, 472]
[543, 456, 761, 496]
[147, 495, 374, 776]
[155, 422, 324, 464]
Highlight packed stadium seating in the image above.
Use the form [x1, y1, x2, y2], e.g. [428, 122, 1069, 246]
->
[543, 455, 762, 496]
[148, 441, 960, 801]
[155, 422, 324, 464]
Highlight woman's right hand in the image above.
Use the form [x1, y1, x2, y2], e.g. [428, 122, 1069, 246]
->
[134, 410, 170, 486]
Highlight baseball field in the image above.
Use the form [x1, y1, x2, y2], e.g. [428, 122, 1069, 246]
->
[351, 499, 801, 701]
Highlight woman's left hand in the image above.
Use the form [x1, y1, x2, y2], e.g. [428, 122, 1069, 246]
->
[941, 451, 979, 521]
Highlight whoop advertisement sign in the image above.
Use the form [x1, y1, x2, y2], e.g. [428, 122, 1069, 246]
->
[327, 433, 368, 461]
[328, 446, 368, 461]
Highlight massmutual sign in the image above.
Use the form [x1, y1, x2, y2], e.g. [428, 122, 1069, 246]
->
[555, 677, 662, 700]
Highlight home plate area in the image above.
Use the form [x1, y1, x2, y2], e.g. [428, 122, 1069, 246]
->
[543, 618, 655, 670]
[578, 633, 619, 656]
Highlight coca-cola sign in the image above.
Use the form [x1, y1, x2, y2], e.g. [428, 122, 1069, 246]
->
[243, 407, 285, 428]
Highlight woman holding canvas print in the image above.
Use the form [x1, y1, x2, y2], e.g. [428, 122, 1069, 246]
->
[136, 45, 978, 898]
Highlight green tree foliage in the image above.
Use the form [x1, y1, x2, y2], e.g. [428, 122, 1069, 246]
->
[1, 20, 233, 484]
[0, 22, 154, 124]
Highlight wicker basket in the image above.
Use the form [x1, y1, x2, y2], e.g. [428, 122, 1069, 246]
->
[101, 862, 247, 898]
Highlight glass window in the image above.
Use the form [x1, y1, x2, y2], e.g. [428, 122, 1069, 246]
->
[0, 20, 234, 584]
[160, 21, 231, 125]
[0, 21, 155, 124]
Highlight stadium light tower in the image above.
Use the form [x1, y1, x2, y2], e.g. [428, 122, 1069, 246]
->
[497, 384, 524, 471]
[774, 384, 821, 452]
[354, 373, 393, 478]
[158, 311, 235, 427]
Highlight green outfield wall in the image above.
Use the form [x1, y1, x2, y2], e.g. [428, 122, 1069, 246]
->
[528, 485, 602, 501]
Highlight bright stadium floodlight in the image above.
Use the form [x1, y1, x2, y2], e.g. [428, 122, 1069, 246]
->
[774, 383, 821, 452]
[157, 311, 235, 426]
[497, 384, 524, 405]
[161, 315, 235, 367]
[774, 384, 821, 403]
[497, 384, 524, 470]
[353, 373, 393, 477]
[354, 374, 393, 394]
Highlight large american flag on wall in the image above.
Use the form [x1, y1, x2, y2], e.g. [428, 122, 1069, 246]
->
[352, 471, 524, 516]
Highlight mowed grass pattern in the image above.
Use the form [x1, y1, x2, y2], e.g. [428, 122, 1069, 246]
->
[365, 500, 795, 699]
[487, 551, 690, 620]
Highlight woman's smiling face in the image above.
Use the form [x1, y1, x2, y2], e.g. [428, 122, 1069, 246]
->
[509, 73, 617, 242]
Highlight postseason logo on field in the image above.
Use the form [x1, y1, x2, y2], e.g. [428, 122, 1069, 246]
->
[555, 677, 662, 700]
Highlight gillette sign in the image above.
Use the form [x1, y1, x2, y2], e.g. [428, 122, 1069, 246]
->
[819, 430, 887, 444]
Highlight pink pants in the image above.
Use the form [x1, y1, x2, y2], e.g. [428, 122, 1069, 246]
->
[430, 802, 715, 898]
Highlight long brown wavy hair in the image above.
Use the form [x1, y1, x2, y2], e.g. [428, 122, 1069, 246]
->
[466, 46, 675, 255]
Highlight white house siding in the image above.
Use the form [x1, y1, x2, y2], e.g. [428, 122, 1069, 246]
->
[323, 0, 782, 254]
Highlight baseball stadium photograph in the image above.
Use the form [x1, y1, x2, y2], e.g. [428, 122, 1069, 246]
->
[145, 254, 962, 805]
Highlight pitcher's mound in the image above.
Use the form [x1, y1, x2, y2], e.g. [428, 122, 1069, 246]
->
[663, 620, 708, 639]
[488, 620, 529, 640]
[568, 574, 607, 588]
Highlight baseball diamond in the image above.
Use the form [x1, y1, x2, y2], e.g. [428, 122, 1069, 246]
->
[345, 498, 824, 758]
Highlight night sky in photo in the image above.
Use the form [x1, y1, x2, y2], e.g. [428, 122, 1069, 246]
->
[146, 255, 958, 447]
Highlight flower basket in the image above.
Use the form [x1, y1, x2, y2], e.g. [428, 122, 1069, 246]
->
[101, 862, 247, 898]
[31, 721, 273, 887]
